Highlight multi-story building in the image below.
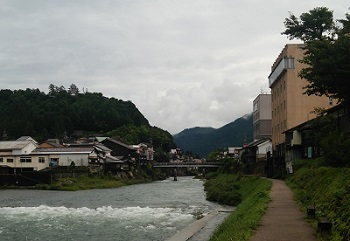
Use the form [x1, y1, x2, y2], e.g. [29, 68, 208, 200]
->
[253, 93, 272, 140]
[268, 44, 333, 155]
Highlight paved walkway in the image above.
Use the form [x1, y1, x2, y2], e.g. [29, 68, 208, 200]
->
[249, 179, 318, 241]
[165, 208, 233, 241]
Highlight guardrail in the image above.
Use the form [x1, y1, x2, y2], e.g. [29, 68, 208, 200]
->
[152, 161, 222, 167]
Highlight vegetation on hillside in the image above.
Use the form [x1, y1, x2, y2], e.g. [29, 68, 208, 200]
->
[287, 160, 350, 241]
[173, 114, 253, 158]
[0, 86, 148, 140]
[107, 124, 175, 162]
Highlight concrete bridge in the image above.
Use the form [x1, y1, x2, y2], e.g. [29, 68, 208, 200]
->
[152, 161, 221, 168]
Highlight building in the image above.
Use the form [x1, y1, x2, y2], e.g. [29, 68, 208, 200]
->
[32, 147, 94, 167]
[242, 138, 272, 175]
[284, 102, 350, 167]
[101, 138, 137, 159]
[132, 142, 154, 165]
[0, 137, 113, 173]
[0, 137, 41, 172]
[253, 93, 272, 140]
[268, 44, 333, 156]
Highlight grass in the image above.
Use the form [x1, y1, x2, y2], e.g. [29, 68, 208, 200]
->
[287, 159, 350, 241]
[207, 175, 272, 241]
[35, 174, 147, 191]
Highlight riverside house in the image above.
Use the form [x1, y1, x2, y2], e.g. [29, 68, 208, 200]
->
[0, 136, 42, 173]
[0, 136, 149, 176]
[0, 136, 111, 174]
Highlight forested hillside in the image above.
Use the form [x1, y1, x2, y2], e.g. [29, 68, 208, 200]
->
[173, 114, 253, 158]
[0, 87, 175, 155]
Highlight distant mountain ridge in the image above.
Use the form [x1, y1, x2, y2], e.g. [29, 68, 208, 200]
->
[173, 114, 253, 158]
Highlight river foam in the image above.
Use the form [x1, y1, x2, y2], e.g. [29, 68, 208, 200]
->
[0, 205, 196, 222]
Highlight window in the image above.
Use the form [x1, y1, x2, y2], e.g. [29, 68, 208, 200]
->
[39, 157, 45, 163]
[0, 158, 3, 162]
[7, 158, 13, 163]
[20, 157, 32, 163]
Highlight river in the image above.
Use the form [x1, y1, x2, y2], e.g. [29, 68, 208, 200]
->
[0, 177, 221, 241]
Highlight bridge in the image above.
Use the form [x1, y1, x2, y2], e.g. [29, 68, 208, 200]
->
[152, 161, 221, 168]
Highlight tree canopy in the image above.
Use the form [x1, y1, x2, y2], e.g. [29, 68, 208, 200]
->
[282, 7, 350, 103]
[0, 85, 150, 140]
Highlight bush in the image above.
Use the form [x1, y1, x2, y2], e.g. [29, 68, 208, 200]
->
[321, 132, 350, 167]
[205, 172, 218, 180]
[204, 174, 242, 206]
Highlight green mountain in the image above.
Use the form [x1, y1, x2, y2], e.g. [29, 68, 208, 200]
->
[173, 114, 253, 158]
[0, 87, 148, 141]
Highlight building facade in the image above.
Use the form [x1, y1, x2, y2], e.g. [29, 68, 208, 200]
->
[253, 93, 272, 140]
[268, 44, 333, 154]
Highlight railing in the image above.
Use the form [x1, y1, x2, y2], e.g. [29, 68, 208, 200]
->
[152, 161, 222, 167]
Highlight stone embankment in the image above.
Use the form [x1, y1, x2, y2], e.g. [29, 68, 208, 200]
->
[165, 208, 233, 241]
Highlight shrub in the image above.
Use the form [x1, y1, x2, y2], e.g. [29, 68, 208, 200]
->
[204, 174, 242, 206]
[321, 132, 350, 167]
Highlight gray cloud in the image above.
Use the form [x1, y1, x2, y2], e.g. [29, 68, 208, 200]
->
[0, 0, 348, 134]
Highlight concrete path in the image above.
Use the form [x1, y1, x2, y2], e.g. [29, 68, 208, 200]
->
[165, 208, 233, 241]
[249, 179, 318, 241]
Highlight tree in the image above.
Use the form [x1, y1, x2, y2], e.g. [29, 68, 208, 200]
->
[282, 7, 335, 41]
[207, 148, 226, 161]
[68, 84, 79, 95]
[48, 84, 57, 96]
[299, 36, 350, 102]
[282, 7, 350, 103]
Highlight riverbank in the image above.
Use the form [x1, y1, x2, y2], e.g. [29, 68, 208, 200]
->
[207, 175, 271, 241]
[287, 160, 350, 241]
[34, 174, 149, 191]
[0, 165, 167, 191]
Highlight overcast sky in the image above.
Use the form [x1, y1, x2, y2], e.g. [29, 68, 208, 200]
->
[0, 1, 348, 134]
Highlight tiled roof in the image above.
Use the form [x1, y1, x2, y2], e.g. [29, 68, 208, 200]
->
[94, 143, 111, 152]
[32, 147, 94, 153]
[245, 138, 271, 148]
[102, 138, 136, 150]
[0, 141, 33, 150]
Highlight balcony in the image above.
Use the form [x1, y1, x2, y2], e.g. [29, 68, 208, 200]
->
[268, 57, 294, 87]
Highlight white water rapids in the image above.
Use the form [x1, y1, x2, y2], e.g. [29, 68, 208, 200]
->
[0, 177, 220, 241]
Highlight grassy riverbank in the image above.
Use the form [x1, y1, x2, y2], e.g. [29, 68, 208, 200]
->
[35, 175, 148, 191]
[287, 159, 350, 241]
[205, 174, 272, 241]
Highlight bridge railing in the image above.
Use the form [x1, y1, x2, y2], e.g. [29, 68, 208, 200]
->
[152, 161, 222, 166]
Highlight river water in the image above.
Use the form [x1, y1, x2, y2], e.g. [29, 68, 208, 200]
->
[0, 177, 221, 241]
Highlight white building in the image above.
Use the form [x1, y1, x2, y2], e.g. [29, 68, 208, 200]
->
[0, 137, 110, 172]
[0, 138, 45, 172]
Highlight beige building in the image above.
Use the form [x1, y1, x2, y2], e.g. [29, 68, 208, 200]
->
[0, 138, 47, 172]
[268, 44, 333, 152]
[253, 93, 272, 140]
